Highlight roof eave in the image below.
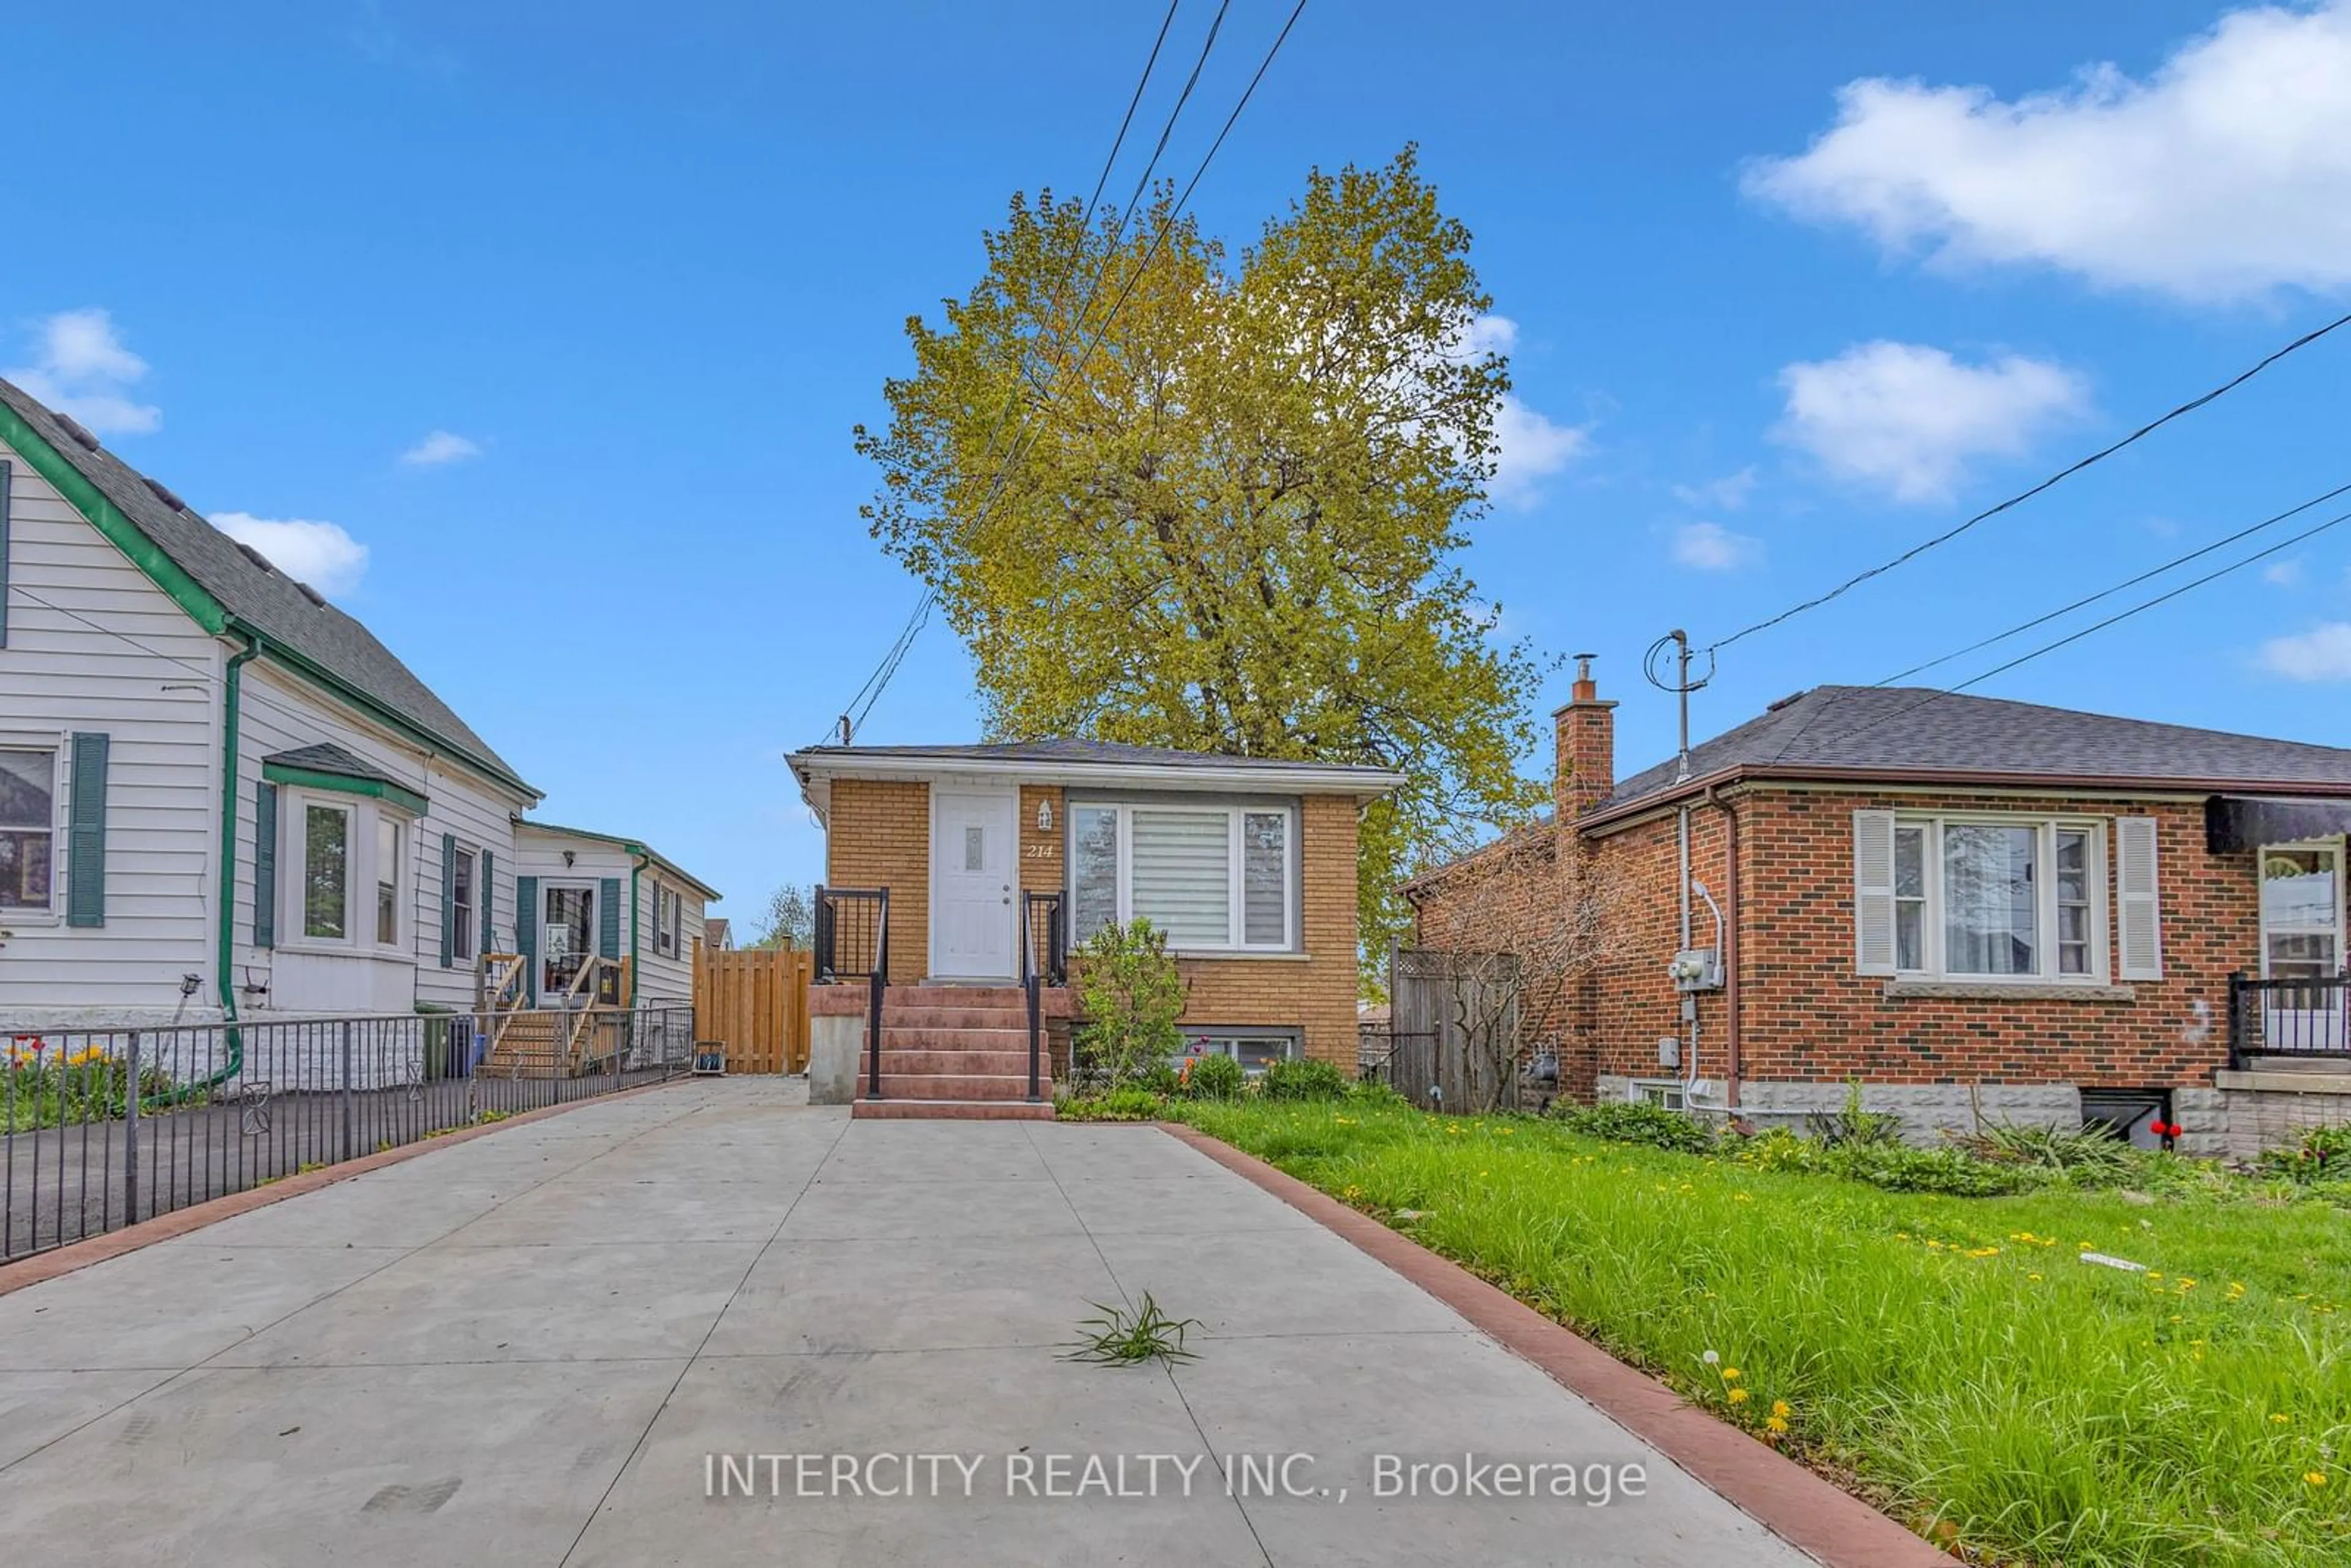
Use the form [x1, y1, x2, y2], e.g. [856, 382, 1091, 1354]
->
[784, 749, 1405, 802]
[1577, 762, 2351, 832]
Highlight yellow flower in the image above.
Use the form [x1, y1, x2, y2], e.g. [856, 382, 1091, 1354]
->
[1763, 1414, 1788, 1435]
[1727, 1387, 1750, 1405]
[2271, 1414, 2293, 1425]
[2028, 1273, 2043, 1282]
[1721, 1367, 1741, 1381]
[2305, 1471, 2329, 1488]
[1771, 1400, 1791, 1419]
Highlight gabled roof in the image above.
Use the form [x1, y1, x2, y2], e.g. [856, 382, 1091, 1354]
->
[0, 377, 533, 798]
[1601, 685, 2351, 817]
[518, 820, 722, 902]
[787, 738, 1406, 815]
[262, 741, 402, 786]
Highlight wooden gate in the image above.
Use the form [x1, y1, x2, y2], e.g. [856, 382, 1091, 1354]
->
[1388, 946, 1521, 1112]
[692, 945, 812, 1073]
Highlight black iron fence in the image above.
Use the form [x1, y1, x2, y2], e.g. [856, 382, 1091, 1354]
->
[2227, 971, 2351, 1068]
[1021, 890, 1065, 1103]
[814, 886, 890, 1098]
[1, 1005, 694, 1263]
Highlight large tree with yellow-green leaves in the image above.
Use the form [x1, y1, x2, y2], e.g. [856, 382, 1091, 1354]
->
[855, 148, 1550, 987]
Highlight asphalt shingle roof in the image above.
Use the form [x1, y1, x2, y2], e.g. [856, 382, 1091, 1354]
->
[1605, 685, 2351, 811]
[262, 742, 402, 786]
[0, 378, 530, 794]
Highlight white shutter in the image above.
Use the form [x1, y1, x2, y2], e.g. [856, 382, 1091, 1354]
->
[1853, 810, 1898, 975]
[2115, 816, 2163, 980]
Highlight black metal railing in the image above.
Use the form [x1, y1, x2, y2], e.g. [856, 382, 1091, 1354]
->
[2227, 970, 2351, 1068]
[815, 886, 891, 1099]
[0, 1005, 695, 1264]
[1021, 891, 1067, 1103]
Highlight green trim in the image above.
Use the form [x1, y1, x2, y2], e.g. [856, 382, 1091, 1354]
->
[263, 760, 430, 818]
[0, 405, 230, 635]
[242, 632, 534, 801]
[520, 819, 722, 901]
[201, 639, 258, 1097]
[629, 857, 644, 1006]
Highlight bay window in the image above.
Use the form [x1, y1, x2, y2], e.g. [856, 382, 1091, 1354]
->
[304, 802, 351, 940]
[283, 790, 416, 956]
[376, 816, 402, 947]
[1067, 800, 1296, 951]
[1858, 813, 2109, 982]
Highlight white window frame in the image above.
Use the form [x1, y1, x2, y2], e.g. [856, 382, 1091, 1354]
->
[652, 881, 683, 959]
[1629, 1078, 1687, 1110]
[1067, 799, 1298, 954]
[0, 739, 62, 923]
[1886, 813, 2110, 984]
[1175, 1030, 1302, 1076]
[277, 789, 418, 960]
[373, 813, 405, 951]
[2256, 836, 2345, 982]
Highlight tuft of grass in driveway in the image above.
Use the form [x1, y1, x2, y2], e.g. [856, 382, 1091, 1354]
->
[1172, 1097, 2351, 1567]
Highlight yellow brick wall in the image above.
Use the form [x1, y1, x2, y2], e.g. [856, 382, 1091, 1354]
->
[829, 779, 1362, 1062]
[1170, 794, 1360, 1068]
[825, 778, 930, 980]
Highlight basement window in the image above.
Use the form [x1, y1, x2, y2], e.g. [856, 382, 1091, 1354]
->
[1629, 1079, 1686, 1111]
[1176, 1030, 1300, 1076]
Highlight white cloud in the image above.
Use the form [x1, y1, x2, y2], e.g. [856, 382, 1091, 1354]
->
[1671, 521, 1763, 572]
[1441, 313, 1592, 508]
[2263, 558, 2306, 587]
[4, 309, 161, 435]
[212, 514, 370, 598]
[1672, 467, 1758, 511]
[1743, 2, 2351, 301]
[2260, 621, 2351, 680]
[400, 429, 482, 467]
[1774, 340, 2089, 503]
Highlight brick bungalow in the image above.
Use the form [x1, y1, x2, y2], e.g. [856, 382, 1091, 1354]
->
[1406, 662, 2351, 1160]
[786, 740, 1400, 1116]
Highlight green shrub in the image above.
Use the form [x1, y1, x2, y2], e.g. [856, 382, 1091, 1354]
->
[1130, 1060, 1182, 1097]
[1348, 1078, 1409, 1108]
[1054, 1086, 1166, 1122]
[1957, 1120, 2139, 1184]
[2259, 1121, 2351, 1185]
[1260, 1057, 1351, 1101]
[1071, 918, 1186, 1087]
[1805, 1080, 1903, 1147]
[1180, 1051, 1246, 1100]
[1829, 1142, 2043, 1196]
[1556, 1099, 1718, 1154]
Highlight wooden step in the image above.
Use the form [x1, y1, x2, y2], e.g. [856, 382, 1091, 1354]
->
[852, 1098, 1056, 1120]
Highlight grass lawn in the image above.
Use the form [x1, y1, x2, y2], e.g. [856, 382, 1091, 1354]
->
[1169, 1096, 2351, 1567]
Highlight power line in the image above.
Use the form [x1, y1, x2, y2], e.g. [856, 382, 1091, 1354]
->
[1815, 496, 2351, 753]
[822, 0, 1307, 745]
[1875, 477, 2351, 686]
[1708, 309, 2351, 655]
[816, 0, 1213, 748]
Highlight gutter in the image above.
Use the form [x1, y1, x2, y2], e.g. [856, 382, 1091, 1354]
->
[1577, 762, 2351, 835]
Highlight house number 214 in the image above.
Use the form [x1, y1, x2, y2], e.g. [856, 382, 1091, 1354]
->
[1023, 844, 1054, 858]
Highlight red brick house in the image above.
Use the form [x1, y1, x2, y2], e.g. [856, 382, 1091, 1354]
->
[1407, 664, 2351, 1160]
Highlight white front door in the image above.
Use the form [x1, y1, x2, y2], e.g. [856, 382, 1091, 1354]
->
[2260, 841, 2345, 1051]
[932, 788, 1017, 978]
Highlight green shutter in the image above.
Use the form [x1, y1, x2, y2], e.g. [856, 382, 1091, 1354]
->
[439, 833, 456, 967]
[599, 877, 622, 959]
[516, 876, 539, 1002]
[0, 460, 12, 648]
[253, 781, 278, 948]
[66, 732, 108, 927]
[481, 849, 495, 953]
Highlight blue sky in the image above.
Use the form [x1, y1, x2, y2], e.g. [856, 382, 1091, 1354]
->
[8, 1, 2350, 925]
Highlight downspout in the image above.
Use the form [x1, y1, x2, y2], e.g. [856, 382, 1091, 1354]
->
[1705, 784, 1741, 1112]
[1678, 805, 1696, 1096]
[198, 636, 260, 1097]
[629, 852, 647, 1007]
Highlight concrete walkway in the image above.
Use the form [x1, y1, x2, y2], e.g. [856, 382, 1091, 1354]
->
[0, 1081, 1812, 1566]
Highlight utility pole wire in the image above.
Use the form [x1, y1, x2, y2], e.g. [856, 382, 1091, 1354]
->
[1708, 309, 2351, 655]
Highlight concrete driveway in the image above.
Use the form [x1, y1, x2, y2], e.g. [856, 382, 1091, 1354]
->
[0, 1081, 1812, 1567]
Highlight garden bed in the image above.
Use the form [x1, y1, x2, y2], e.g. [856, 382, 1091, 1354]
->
[1157, 1093, 2351, 1567]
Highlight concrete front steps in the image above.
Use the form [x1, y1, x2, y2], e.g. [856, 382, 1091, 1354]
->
[846, 983, 1060, 1120]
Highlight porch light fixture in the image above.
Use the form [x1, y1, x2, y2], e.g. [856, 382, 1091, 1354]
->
[1036, 799, 1054, 833]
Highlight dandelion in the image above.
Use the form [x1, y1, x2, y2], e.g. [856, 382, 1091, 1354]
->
[1764, 1415, 1789, 1435]
[1701, 1349, 1720, 1367]
[2273, 1414, 2293, 1425]
[1722, 1367, 1741, 1381]
[1771, 1400, 1791, 1419]
[2028, 1273, 2043, 1282]
[1727, 1387, 1750, 1405]
[2306, 1471, 2329, 1488]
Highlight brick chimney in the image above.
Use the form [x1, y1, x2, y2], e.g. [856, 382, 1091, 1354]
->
[1554, 653, 1616, 824]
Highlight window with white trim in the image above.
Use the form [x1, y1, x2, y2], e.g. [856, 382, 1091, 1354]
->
[283, 792, 416, 954]
[375, 816, 403, 947]
[1857, 812, 2109, 981]
[0, 747, 56, 912]
[653, 883, 683, 958]
[1176, 1030, 1300, 1075]
[1629, 1079, 1686, 1110]
[1066, 801, 1295, 951]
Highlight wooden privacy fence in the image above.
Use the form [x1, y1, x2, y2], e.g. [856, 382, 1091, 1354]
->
[1387, 945, 1521, 1112]
[692, 945, 812, 1073]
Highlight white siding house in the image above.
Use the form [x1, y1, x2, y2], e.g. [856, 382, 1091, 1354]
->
[513, 823, 717, 1007]
[0, 377, 542, 1032]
